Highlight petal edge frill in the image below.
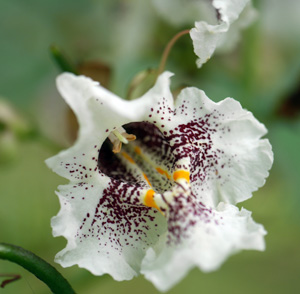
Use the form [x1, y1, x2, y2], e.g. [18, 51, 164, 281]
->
[190, 0, 251, 67]
[141, 203, 266, 292]
[172, 87, 273, 207]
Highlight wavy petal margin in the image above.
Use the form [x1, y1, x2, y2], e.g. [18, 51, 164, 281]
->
[46, 72, 273, 291]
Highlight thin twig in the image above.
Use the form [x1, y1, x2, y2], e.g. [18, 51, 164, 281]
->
[157, 29, 190, 76]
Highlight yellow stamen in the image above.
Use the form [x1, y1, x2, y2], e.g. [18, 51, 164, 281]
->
[109, 127, 136, 153]
[173, 170, 190, 183]
[112, 130, 129, 144]
[123, 133, 136, 142]
[112, 141, 122, 153]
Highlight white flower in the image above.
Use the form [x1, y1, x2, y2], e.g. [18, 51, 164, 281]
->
[189, 0, 257, 67]
[46, 72, 273, 291]
[151, 0, 257, 67]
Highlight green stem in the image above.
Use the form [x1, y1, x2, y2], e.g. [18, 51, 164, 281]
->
[157, 29, 190, 77]
[0, 243, 75, 294]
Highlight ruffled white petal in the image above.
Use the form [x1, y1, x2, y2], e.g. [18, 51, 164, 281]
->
[46, 72, 174, 280]
[171, 87, 273, 207]
[215, 2, 258, 53]
[213, 0, 250, 23]
[46, 72, 173, 179]
[47, 71, 272, 290]
[133, 72, 174, 118]
[190, 0, 252, 67]
[52, 182, 167, 280]
[190, 21, 228, 67]
[141, 203, 266, 292]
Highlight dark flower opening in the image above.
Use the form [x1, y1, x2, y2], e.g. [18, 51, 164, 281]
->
[98, 122, 176, 193]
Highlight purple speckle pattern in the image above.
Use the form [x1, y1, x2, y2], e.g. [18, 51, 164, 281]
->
[56, 93, 239, 252]
[164, 187, 214, 245]
[77, 180, 162, 255]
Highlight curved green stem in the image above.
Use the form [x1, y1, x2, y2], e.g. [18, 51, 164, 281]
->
[157, 29, 190, 77]
[0, 243, 75, 294]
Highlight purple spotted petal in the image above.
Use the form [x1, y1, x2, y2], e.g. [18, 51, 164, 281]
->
[46, 71, 273, 290]
[141, 201, 266, 292]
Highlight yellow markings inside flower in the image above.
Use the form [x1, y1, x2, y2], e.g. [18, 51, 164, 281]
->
[173, 170, 190, 183]
[121, 150, 152, 187]
[144, 189, 161, 211]
[121, 151, 135, 164]
[156, 167, 171, 180]
[134, 146, 142, 155]
[143, 173, 152, 187]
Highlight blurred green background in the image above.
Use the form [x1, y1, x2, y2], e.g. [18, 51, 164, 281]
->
[0, 0, 300, 293]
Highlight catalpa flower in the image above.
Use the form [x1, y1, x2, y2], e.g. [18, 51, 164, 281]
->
[152, 0, 257, 67]
[46, 72, 273, 291]
[190, 0, 257, 67]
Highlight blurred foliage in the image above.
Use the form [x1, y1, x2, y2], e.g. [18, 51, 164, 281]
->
[0, 0, 300, 293]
